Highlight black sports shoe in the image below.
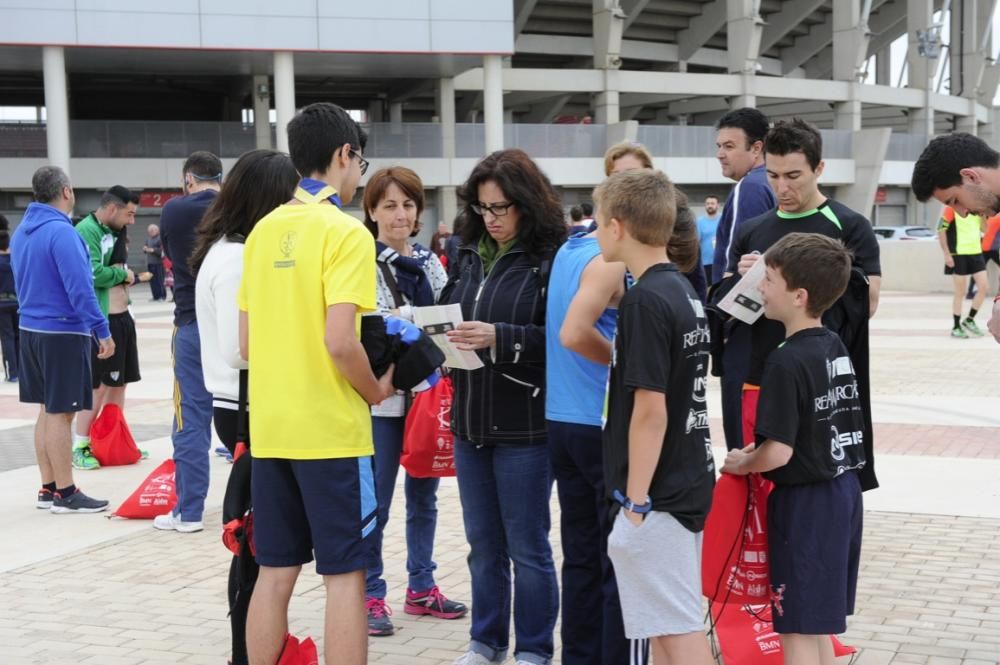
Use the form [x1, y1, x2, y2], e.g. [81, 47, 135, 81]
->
[50, 489, 109, 514]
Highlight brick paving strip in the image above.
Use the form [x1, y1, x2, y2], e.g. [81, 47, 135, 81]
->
[1, 483, 999, 665]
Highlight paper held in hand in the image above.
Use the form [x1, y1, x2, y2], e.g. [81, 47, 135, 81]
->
[717, 257, 767, 325]
[412, 304, 485, 371]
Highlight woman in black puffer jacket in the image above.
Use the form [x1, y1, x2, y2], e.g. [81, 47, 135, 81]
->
[443, 149, 566, 665]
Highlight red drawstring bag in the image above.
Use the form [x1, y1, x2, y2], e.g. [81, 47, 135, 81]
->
[702, 472, 774, 605]
[276, 633, 318, 665]
[89, 404, 142, 466]
[110, 459, 177, 519]
[401, 377, 456, 478]
[711, 602, 856, 663]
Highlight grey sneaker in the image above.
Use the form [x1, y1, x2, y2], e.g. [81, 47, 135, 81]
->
[50, 489, 109, 514]
[452, 652, 494, 665]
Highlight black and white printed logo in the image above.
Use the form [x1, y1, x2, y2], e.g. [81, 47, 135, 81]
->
[683, 324, 711, 349]
[814, 381, 858, 411]
[686, 408, 709, 433]
[830, 425, 863, 461]
[826, 356, 854, 380]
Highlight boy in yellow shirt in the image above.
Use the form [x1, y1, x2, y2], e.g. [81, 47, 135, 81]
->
[239, 102, 394, 665]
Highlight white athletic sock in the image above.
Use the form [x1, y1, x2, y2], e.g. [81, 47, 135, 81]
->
[72, 433, 90, 449]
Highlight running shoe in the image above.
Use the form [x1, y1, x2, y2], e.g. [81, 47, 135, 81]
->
[404, 586, 468, 619]
[963, 318, 986, 337]
[36, 488, 54, 509]
[366, 597, 395, 636]
[50, 488, 109, 514]
[452, 652, 492, 665]
[72, 446, 100, 470]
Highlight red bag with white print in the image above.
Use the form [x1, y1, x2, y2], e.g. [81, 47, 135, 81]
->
[401, 377, 456, 478]
[110, 459, 177, 519]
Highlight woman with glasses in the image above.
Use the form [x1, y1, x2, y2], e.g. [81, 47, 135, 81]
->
[442, 149, 566, 665]
[360, 166, 466, 637]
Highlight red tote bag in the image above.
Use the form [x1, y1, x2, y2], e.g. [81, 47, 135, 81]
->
[711, 602, 856, 664]
[110, 459, 177, 519]
[276, 633, 318, 665]
[401, 377, 456, 478]
[702, 472, 773, 605]
[89, 404, 142, 467]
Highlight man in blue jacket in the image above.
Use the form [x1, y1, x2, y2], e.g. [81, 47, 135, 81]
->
[11, 166, 115, 513]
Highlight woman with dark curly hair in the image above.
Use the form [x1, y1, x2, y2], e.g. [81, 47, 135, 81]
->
[443, 149, 566, 665]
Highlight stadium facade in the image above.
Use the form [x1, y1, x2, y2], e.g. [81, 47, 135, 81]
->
[0, 0, 994, 239]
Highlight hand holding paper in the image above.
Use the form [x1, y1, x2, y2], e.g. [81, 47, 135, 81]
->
[717, 255, 767, 325]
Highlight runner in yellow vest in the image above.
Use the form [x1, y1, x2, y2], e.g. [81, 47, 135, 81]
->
[938, 206, 987, 338]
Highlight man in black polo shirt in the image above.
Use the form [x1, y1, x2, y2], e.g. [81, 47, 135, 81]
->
[727, 119, 881, 490]
[155, 151, 222, 534]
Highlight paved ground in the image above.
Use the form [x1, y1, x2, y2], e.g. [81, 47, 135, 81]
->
[0, 292, 999, 665]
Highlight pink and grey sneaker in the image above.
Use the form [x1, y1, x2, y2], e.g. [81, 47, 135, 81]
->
[404, 586, 468, 620]
[365, 597, 395, 636]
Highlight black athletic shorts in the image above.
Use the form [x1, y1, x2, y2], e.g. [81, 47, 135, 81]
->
[93, 311, 141, 388]
[945, 253, 987, 276]
[19, 330, 93, 413]
[767, 471, 863, 635]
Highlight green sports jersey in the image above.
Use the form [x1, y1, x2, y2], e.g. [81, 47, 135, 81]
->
[75, 214, 127, 318]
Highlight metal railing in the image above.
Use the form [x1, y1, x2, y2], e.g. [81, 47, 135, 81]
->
[0, 121, 894, 162]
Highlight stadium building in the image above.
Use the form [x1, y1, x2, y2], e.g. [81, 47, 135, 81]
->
[0, 0, 995, 248]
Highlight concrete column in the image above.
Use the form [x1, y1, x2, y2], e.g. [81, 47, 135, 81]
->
[950, 0, 979, 97]
[956, 114, 978, 135]
[875, 47, 892, 85]
[834, 98, 862, 131]
[906, 0, 936, 90]
[436, 78, 458, 227]
[368, 98, 384, 123]
[389, 102, 404, 134]
[592, 0, 624, 70]
[483, 55, 504, 153]
[726, 0, 763, 74]
[835, 127, 890, 219]
[273, 51, 296, 154]
[730, 73, 755, 109]
[832, 0, 870, 81]
[252, 75, 272, 150]
[594, 90, 620, 125]
[42, 46, 70, 173]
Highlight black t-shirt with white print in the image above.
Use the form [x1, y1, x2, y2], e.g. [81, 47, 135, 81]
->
[755, 327, 867, 486]
[728, 198, 881, 386]
[602, 263, 716, 532]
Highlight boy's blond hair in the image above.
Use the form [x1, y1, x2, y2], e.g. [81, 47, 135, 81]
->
[592, 169, 677, 247]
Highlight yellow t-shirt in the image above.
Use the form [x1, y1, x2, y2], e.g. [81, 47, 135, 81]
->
[238, 195, 376, 459]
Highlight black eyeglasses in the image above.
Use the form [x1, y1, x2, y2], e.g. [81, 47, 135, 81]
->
[472, 201, 514, 217]
[349, 148, 369, 176]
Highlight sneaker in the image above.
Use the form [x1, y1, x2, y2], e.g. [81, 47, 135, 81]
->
[36, 488, 54, 509]
[366, 597, 395, 636]
[404, 586, 468, 619]
[452, 652, 493, 665]
[72, 446, 100, 470]
[6, 376, 16, 383]
[951, 326, 969, 339]
[214, 446, 230, 457]
[50, 489, 109, 514]
[152, 512, 204, 533]
[139, 448, 150, 460]
[963, 319, 986, 337]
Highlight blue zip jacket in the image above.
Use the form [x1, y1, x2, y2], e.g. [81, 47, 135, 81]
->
[10, 202, 111, 339]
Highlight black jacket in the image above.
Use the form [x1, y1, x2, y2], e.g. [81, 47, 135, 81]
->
[443, 241, 553, 446]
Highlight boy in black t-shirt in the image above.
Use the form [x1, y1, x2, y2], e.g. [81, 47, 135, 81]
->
[593, 169, 715, 665]
[721, 233, 866, 665]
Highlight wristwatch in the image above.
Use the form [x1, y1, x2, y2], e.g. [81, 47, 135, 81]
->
[613, 489, 651, 514]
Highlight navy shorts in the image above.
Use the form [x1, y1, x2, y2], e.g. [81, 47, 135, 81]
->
[19, 330, 93, 414]
[767, 472, 863, 635]
[251, 455, 377, 575]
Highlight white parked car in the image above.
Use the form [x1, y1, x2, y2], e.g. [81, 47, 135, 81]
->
[872, 225, 937, 241]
